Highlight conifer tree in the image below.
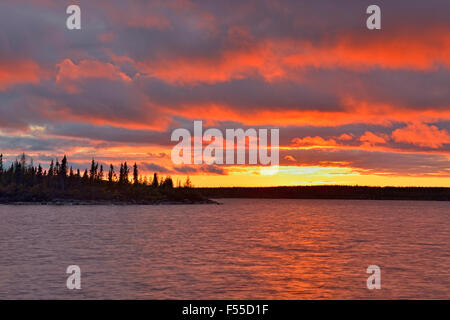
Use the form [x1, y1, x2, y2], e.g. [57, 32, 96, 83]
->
[36, 164, 43, 184]
[98, 164, 104, 181]
[82, 169, 88, 183]
[119, 163, 124, 184]
[60, 156, 68, 177]
[123, 162, 129, 184]
[152, 172, 159, 188]
[55, 160, 60, 176]
[133, 163, 138, 185]
[48, 160, 54, 177]
[108, 164, 114, 183]
[184, 176, 193, 188]
[89, 159, 98, 183]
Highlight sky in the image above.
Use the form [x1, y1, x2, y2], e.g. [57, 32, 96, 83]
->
[0, 0, 449, 187]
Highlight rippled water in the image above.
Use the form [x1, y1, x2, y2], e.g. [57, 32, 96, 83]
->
[0, 199, 449, 299]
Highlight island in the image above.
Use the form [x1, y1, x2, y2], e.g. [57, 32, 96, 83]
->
[0, 154, 215, 205]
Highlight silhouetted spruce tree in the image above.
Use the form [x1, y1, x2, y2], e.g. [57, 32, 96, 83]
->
[48, 160, 54, 177]
[20, 154, 26, 185]
[184, 176, 193, 188]
[60, 156, 67, 176]
[59, 155, 67, 190]
[36, 164, 43, 185]
[133, 163, 138, 186]
[123, 162, 129, 184]
[152, 173, 159, 188]
[6, 163, 13, 185]
[68, 166, 74, 188]
[29, 165, 36, 187]
[55, 160, 60, 177]
[20, 153, 26, 169]
[98, 165, 104, 182]
[119, 163, 124, 184]
[108, 164, 114, 183]
[167, 177, 173, 188]
[161, 176, 173, 189]
[0, 154, 4, 185]
[89, 159, 98, 183]
[13, 160, 22, 185]
[82, 169, 88, 183]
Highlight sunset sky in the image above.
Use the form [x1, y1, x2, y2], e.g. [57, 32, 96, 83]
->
[0, 0, 449, 187]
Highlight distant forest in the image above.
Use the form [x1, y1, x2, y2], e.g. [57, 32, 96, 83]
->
[198, 186, 450, 201]
[0, 153, 205, 204]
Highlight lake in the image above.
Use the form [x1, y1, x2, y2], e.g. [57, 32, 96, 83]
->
[0, 199, 448, 299]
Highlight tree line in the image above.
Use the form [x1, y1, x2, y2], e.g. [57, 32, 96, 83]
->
[197, 186, 450, 201]
[0, 153, 200, 203]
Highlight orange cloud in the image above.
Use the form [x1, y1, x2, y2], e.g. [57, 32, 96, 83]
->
[136, 42, 284, 85]
[56, 59, 131, 83]
[0, 59, 47, 91]
[131, 26, 450, 85]
[55, 59, 132, 93]
[292, 136, 337, 147]
[392, 123, 450, 148]
[283, 28, 450, 71]
[338, 133, 353, 141]
[360, 131, 388, 146]
[284, 155, 297, 162]
[160, 103, 450, 128]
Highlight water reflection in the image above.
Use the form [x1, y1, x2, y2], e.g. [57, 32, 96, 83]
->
[0, 199, 449, 299]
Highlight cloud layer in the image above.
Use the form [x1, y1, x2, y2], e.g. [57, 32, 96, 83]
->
[0, 0, 449, 185]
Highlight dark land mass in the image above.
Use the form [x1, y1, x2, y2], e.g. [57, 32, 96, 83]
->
[0, 154, 214, 205]
[1, 154, 448, 204]
[197, 186, 450, 201]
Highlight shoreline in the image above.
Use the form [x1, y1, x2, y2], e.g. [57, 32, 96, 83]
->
[0, 199, 220, 206]
[197, 186, 450, 201]
[1, 197, 449, 205]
